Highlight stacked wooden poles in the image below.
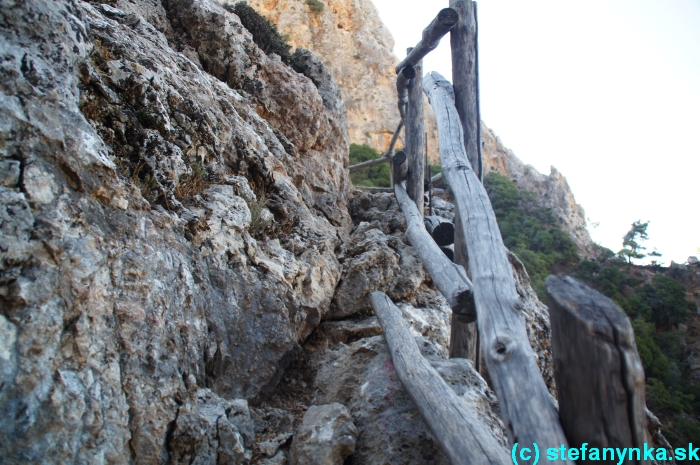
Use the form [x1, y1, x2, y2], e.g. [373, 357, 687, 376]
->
[423, 71, 572, 463]
[370, 291, 509, 465]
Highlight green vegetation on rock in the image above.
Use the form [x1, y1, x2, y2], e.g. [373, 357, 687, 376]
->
[305, 0, 324, 13]
[349, 143, 390, 188]
[226, 2, 293, 65]
[484, 172, 578, 299]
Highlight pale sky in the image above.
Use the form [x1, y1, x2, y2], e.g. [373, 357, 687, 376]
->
[371, 0, 700, 265]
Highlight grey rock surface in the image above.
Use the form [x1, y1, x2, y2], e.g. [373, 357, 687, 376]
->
[289, 403, 357, 465]
[0, 0, 350, 461]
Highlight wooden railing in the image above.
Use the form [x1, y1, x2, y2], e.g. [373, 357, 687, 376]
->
[352, 2, 650, 464]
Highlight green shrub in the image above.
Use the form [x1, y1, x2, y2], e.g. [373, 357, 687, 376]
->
[349, 144, 390, 187]
[305, 0, 324, 13]
[484, 172, 578, 300]
[248, 195, 271, 235]
[226, 2, 293, 65]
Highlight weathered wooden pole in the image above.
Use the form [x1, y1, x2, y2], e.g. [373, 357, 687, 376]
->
[370, 291, 509, 465]
[395, 8, 460, 74]
[396, 65, 416, 121]
[423, 216, 454, 246]
[405, 48, 424, 216]
[394, 183, 475, 320]
[546, 276, 650, 465]
[450, 0, 482, 181]
[449, 206, 480, 362]
[423, 71, 572, 461]
[448, 0, 482, 363]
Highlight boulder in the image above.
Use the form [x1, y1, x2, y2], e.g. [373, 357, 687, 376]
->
[289, 403, 358, 465]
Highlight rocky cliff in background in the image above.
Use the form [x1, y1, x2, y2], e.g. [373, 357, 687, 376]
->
[237, 0, 596, 258]
[237, 0, 443, 162]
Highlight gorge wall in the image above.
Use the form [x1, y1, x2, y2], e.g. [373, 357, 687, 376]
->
[238, 0, 597, 258]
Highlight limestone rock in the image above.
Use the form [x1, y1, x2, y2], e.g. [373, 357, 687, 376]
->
[168, 388, 252, 464]
[328, 222, 424, 319]
[0, 0, 350, 461]
[289, 403, 358, 465]
[311, 335, 508, 464]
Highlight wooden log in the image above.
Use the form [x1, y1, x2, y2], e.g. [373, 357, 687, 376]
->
[546, 275, 650, 464]
[395, 8, 460, 74]
[392, 151, 408, 184]
[369, 291, 510, 465]
[354, 186, 393, 193]
[424, 216, 454, 246]
[394, 183, 475, 320]
[396, 65, 416, 121]
[440, 245, 454, 262]
[431, 171, 444, 185]
[449, 0, 482, 361]
[450, 0, 482, 181]
[423, 71, 572, 461]
[449, 206, 479, 362]
[405, 48, 424, 216]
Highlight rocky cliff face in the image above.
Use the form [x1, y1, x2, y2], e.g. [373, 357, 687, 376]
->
[237, 0, 443, 161]
[0, 0, 559, 463]
[481, 123, 597, 258]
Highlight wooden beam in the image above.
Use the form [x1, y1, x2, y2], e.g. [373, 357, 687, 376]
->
[423, 71, 572, 460]
[354, 186, 393, 193]
[394, 183, 474, 320]
[546, 275, 651, 463]
[450, 0, 482, 181]
[397, 65, 416, 121]
[405, 48, 424, 216]
[395, 8, 460, 74]
[348, 121, 404, 173]
[424, 216, 454, 246]
[369, 291, 510, 465]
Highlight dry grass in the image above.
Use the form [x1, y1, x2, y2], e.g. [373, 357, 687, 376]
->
[174, 162, 210, 201]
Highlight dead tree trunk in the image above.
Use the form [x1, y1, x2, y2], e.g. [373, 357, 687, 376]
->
[397, 65, 416, 121]
[450, 0, 482, 181]
[423, 71, 572, 462]
[405, 49, 424, 216]
[370, 291, 509, 465]
[394, 183, 474, 320]
[546, 275, 650, 465]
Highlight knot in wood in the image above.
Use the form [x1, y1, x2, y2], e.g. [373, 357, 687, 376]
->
[490, 336, 513, 362]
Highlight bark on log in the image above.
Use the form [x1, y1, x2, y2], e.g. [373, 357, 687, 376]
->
[450, 0, 482, 181]
[424, 216, 454, 246]
[348, 121, 404, 173]
[392, 151, 408, 184]
[405, 49, 424, 216]
[397, 65, 416, 121]
[546, 275, 650, 465]
[394, 183, 474, 320]
[369, 291, 510, 465]
[423, 71, 572, 461]
[395, 8, 460, 74]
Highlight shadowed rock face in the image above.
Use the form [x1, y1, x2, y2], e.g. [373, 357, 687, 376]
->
[0, 0, 350, 461]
